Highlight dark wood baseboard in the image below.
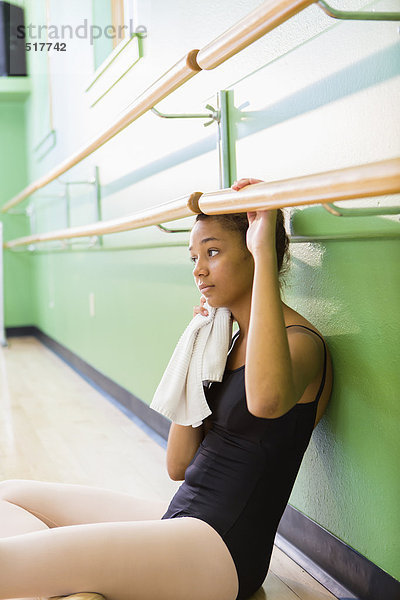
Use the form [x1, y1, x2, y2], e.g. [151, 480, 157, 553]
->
[276, 505, 400, 600]
[6, 326, 400, 600]
[5, 325, 37, 337]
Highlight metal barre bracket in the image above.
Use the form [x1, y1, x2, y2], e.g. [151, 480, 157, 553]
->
[57, 176, 96, 186]
[155, 223, 192, 233]
[151, 104, 220, 127]
[34, 129, 57, 162]
[8, 236, 100, 253]
[323, 201, 400, 216]
[7, 195, 64, 216]
[317, 0, 400, 21]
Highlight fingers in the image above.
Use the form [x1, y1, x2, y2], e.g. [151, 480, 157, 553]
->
[193, 295, 209, 317]
[231, 177, 264, 191]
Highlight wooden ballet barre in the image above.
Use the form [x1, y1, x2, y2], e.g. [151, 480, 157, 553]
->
[2, 0, 318, 214]
[196, 0, 315, 70]
[3, 192, 202, 249]
[3, 158, 399, 249]
[196, 158, 400, 213]
[1, 51, 201, 213]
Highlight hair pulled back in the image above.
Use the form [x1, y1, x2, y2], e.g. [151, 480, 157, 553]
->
[195, 210, 290, 288]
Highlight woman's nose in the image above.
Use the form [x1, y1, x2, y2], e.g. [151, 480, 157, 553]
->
[193, 258, 208, 277]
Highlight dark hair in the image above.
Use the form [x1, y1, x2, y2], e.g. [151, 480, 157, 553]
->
[195, 210, 290, 289]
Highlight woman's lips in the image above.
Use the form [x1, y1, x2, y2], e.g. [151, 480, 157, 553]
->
[200, 285, 214, 293]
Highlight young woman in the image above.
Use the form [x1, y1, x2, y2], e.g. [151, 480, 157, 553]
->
[0, 178, 332, 600]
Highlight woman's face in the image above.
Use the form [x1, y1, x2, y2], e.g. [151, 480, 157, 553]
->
[189, 218, 254, 309]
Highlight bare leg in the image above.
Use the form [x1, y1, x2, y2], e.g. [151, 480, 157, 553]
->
[0, 480, 239, 600]
[0, 501, 49, 600]
[0, 499, 50, 538]
[0, 479, 169, 535]
[0, 517, 239, 600]
[0, 479, 170, 600]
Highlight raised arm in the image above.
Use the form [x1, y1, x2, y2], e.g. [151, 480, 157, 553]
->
[232, 180, 323, 419]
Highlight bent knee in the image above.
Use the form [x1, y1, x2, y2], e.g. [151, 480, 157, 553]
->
[0, 479, 31, 502]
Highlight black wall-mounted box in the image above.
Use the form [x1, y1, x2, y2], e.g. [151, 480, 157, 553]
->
[0, 2, 27, 76]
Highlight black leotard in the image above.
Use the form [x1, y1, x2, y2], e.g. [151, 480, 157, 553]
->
[161, 325, 327, 600]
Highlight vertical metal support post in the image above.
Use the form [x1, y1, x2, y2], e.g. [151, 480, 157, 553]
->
[65, 183, 71, 228]
[0, 222, 7, 346]
[95, 166, 103, 246]
[28, 201, 36, 237]
[61, 166, 101, 247]
[64, 183, 71, 248]
[217, 90, 237, 189]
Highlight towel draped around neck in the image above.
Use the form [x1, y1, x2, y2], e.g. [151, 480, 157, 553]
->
[150, 301, 233, 427]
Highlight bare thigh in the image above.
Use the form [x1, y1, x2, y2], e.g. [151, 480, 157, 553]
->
[0, 516, 239, 600]
[0, 479, 170, 527]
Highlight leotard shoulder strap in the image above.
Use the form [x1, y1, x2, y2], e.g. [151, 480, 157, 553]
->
[286, 324, 327, 403]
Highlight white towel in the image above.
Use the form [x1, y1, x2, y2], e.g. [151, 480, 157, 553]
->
[150, 301, 233, 427]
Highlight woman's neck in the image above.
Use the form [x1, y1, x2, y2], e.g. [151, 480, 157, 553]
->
[230, 297, 251, 339]
[232, 300, 290, 340]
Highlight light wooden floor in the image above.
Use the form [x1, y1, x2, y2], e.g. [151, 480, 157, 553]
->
[0, 336, 338, 600]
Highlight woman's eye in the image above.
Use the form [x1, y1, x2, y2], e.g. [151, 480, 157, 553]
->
[190, 249, 217, 263]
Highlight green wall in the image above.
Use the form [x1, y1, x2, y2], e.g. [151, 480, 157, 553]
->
[0, 0, 399, 584]
[287, 210, 400, 575]
[0, 99, 33, 326]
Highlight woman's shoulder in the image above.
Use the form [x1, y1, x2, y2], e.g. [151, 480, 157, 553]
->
[283, 304, 330, 364]
[283, 305, 325, 341]
[283, 304, 333, 420]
